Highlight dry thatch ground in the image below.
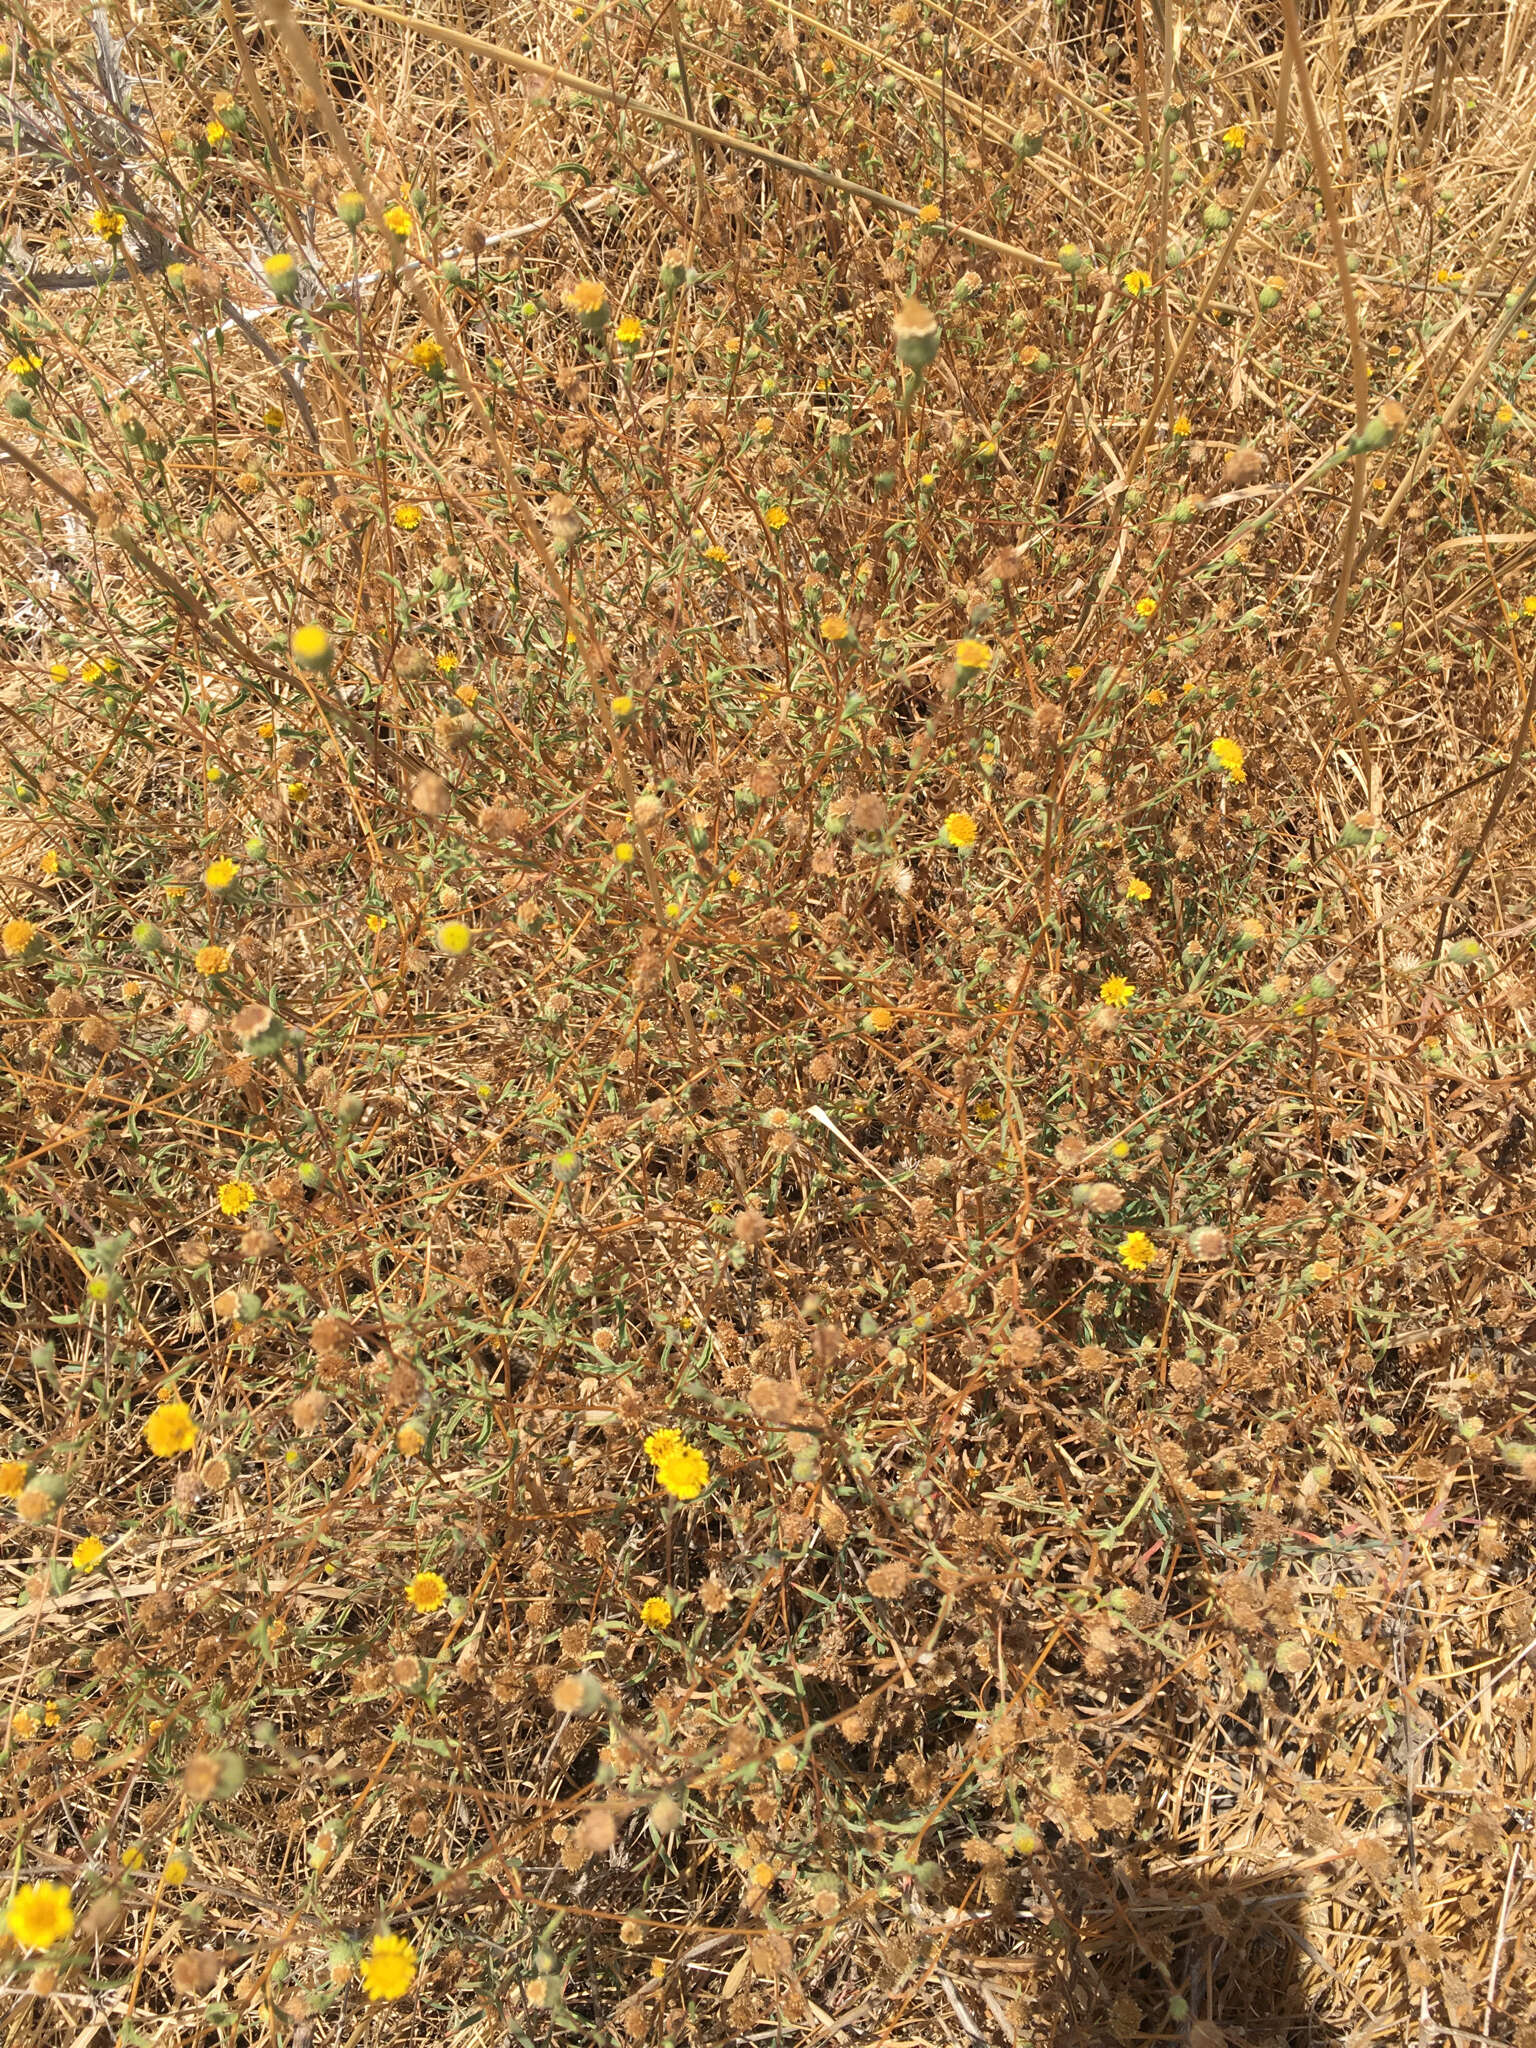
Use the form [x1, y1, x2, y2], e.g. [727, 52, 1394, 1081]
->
[3, 0, 1536, 2040]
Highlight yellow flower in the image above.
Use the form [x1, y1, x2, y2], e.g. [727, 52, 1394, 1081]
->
[92, 208, 125, 240]
[194, 943, 231, 975]
[9, 352, 43, 381]
[562, 278, 607, 318]
[218, 1180, 255, 1217]
[206, 118, 227, 143]
[918, 202, 941, 224]
[71, 1536, 106, 1572]
[1117, 1230, 1156, 1272]
[1222, 123, 1247, 148]
[1144, 687, 1167, 705]
[454, 682, 477, 708]
[396, 1423, 425, 1456]
[383, 204, 412, 239]
[12, 1709, 39, 1739]
[405, 1571, 447, 1614]
[144, 1401, 197, 1458]
[614, 842, 635, 863]
[865, 1006, 895, 1033]
[262, 252, 297, 297]
[1122, 268, 1153, 297]
[819, 614, 851, 645]
[942, 811, 978, 850]
[1125, 877, 1151, 901]
[655, 1441, 710, 1500]
[955, 638, 992, 676]
[1099, 975, 1135, 1008]
[410, 337, 445, 374]
[3, 918, 37, 957]
[121, 1846, 145, 1871]
[615, 315, 645, 346]
[39, 849, 59, 876]
[290, 623, 333, 671]
[436, 921, 473, 957]
[366, 912, 387, 934]
[1210, 735, 1246, 783]
[644, 1428, 684, 1466]
[610, 693, 635, 719]
[1171, 414, 1192, 437]
[393, 504, 423, 532]
[1521, 594, 1536, 617]
[641, 1595, 673, 1629]
[6, 1882, 74, 1951]
[0, 1461, 28, 1498]
[361, 1931, 418, 2001]
[764, 505, 789, 531]
[162, 1857, 189, 1886]
[203, 857, 238, 893]
[703, 543, 729, 566]
[435, 651, 461, 674]
[1135, 596, 1158, 618]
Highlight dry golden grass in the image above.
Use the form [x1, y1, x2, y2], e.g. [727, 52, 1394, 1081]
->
[3, 0, 1536, 2041]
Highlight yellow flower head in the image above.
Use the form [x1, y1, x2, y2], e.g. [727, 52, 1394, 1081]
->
[942, 811, 978, 850]
[361, 1931, 418, 2001]
[1099, 975, 1135, 1009]
[405, 1570, 447, 1614]
[1210, 735, 1246, 783]
[1125, 877, 1151, 902]
[262, 252, 297, 295]
[397, 1422, 426, 1456]
[71, 1536, 106, 1572]
[435, 651, 461, 674]
[2, 918, 37, 958]
[194, 943, 231, 976]
[1521, 594, 1536, 618]
[1222, 123, 1247, 148]
[654, 1440, 710, 1501]
[1122, 268, 1153, 298]
[615, 315, 645, 346]
[865, 1006, 895, 1033]
[394, 504, 423, 532]
[1135, 595, 1158, 619]
[203, 857, 239, 893]
[819, 614, 852, 645]
[162, 1856, 190, 1886]
[6, 1882, 74, 1951]
[290, 623, 333, 671]
[1117, 1230, 1157, 1272]
[217, 1180, 255, 1217]
[144, 1400, 197, 1457]
[644, 1428, 684, 1466]
[764, 504, 789, 531]
[205, 117, 226, 144]
[1171, 414, 1192, 437]
[40, 846, 60, 876]
[610, 693, 635, 719]
[436, 921, 473, 958]
[92, 208, 126, 240]
[641, 1595, 673, 1629]
[954, 638, 992, 676]
[614, 842, 635, 863]
[563, 278, 607, 319]
[383, 204, 412, 240]
[0, 1461, 28, 1498]
[410, 336, 446, 374]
